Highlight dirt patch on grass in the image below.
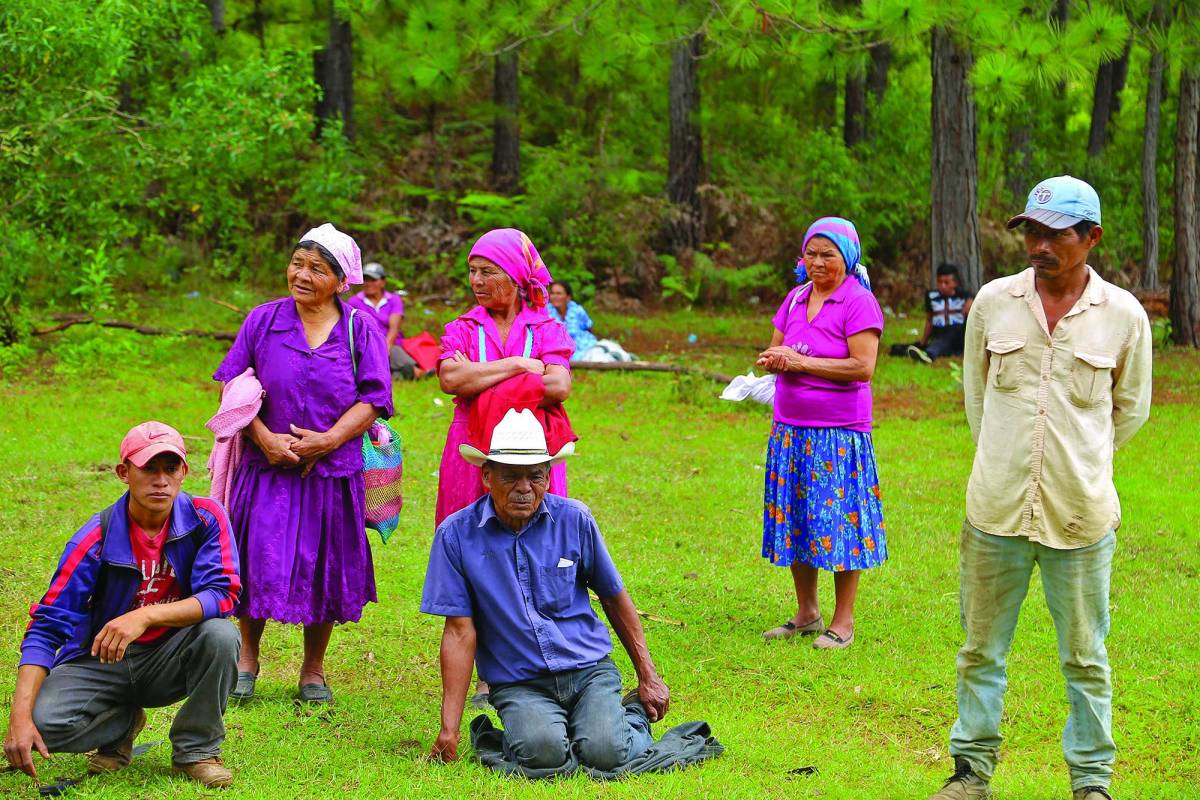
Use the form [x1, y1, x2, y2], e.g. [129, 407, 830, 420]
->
[874, 388, 962, 421]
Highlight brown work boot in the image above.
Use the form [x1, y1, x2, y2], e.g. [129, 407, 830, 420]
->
[173, 757, 233, 788]
[87, 708, 146, 773]
[1073, 787, 1113, 800]
[929, 757, 992, 799]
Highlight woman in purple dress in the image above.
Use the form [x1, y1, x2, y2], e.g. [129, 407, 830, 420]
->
[213, 224, 393, 703]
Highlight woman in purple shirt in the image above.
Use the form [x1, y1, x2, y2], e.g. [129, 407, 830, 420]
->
[756, 217, 887, 650]
[213, 224, 393, 703]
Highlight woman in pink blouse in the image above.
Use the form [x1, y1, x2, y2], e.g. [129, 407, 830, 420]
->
[756, 217, 887, 651]
[435, 229, 574, 526]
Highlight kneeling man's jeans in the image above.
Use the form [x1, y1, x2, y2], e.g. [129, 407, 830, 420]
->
[950, 524, 1116, 790]
[489, 656, 653, 771]
[32, 618, 240, 764]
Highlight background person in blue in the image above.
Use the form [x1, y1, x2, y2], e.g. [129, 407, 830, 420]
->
[421, 408, 667, 774]
[547, 281, 635, 363]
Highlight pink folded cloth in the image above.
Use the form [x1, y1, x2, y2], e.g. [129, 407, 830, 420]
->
[207, 368, 264, 507]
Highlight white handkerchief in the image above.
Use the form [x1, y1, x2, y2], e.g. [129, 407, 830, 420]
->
[557, 558, 575, 568]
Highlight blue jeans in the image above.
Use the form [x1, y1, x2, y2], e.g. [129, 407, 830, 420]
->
[950, 524, 1116, 790]
[488, 656, 653, 772]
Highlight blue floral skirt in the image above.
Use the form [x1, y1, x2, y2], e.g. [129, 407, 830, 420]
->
[762, 422, 887, 572]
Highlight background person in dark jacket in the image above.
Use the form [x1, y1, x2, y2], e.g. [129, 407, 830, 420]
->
[2, 422, 242, 788]
[909, 262, 974, 362]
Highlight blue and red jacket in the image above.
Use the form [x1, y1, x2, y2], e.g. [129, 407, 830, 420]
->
[20, 492, 241, 670]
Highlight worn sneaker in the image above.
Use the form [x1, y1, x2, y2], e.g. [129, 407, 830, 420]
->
[87, 708, 146, 774]
[907, 344, 933, 364]
[173, 757, 234, 788]
[1072, 788, 1113, 800]
[929, 757, 992, 799]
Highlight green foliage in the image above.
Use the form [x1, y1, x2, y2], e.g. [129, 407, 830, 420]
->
[1152, 316, 1173, 349]
[70, 243, 122, 315]
[0, 0, 1191, 314]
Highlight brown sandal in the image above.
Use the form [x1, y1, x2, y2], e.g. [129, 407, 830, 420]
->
[812, 629, 854, 650]
[762, 617, 824, 641]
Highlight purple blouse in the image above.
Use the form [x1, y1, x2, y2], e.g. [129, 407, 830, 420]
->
[345, 291, 405, 339]
[771, 278, 884, 432]
[213, 297, 394, 477]
[438, 304, 574, 423]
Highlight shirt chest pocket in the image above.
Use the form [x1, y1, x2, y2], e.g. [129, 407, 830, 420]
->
[1069, 351, 1116, 408]
[533, 564, 577, 616]
[986, 337, 1025, 392]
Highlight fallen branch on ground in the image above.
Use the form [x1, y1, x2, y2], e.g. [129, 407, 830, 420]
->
[636, 610, 686, 627]
[33, 315, 236, 341]
[572, 360, 733, 384]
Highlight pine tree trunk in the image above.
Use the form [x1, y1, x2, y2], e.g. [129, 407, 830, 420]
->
[815, 79, 837, 132]
[492, 50, 520, 194]
[1052, 0, 1070, 131]
[1170, 69, 1200, 346]
[1139, 4, 1167, 292]
[1087, 41, 1130, 158]
[930, 27, 983, 292]
[868, 43, 891, 108]
[844, 73, 867, 147]
[204, 0, 225, 34]
[251, 0, 266, 52]
[1006, 118, 1033, 205]
[314, 6, 354, 141]
[666, 31, 703, 255]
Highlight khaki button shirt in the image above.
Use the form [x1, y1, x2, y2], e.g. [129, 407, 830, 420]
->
[963, 266, 1152, 549]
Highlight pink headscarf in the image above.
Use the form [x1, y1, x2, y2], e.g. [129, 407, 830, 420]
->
[468, 228, 553, 310]
[298, 223, 363, 287]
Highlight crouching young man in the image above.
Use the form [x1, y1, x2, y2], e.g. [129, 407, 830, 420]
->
[3, 422, 242, 788]
[422, 409, 670, 776]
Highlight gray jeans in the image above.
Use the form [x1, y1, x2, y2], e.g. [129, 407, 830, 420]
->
[389, 344, 417, 379]
[32, 618, 239, 764]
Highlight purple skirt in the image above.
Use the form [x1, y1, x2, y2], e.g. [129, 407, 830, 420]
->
[227, 461, 376, 625]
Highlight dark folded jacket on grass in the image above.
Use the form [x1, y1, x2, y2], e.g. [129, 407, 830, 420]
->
[469, 714, 724, 780]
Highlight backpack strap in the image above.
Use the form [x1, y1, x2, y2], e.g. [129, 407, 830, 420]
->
[476, 321, 534, 362]
[347, 308, 358, 378]
[789, 283, 813, 316]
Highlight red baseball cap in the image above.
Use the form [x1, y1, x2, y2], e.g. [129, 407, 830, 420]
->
[119, 421, 188, 468]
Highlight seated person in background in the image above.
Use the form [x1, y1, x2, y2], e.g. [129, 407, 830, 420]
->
[547, 281, 635, 363]
[423, 409, 689, 776]
[346, 261, 419, 379]
[908, 263, 973, 363]
[3, 422, 242, 788]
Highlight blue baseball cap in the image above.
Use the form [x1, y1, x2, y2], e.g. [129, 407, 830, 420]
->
[1006, 175, 1101, 230]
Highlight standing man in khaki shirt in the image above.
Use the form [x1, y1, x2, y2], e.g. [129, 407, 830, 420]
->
[931, 176, 1152, 800]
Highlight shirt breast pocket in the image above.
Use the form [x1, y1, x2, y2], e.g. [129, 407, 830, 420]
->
[534, 564, 577, 616]
[1069, 351, 1116, 408]
[986, 336, 1025, 392]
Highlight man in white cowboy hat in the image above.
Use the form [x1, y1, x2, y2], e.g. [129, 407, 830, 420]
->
[421, 408, 670, 774]
[930, 176, 1151, 800]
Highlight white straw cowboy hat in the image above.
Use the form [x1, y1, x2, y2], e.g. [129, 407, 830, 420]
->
[459, 408, 575, 467]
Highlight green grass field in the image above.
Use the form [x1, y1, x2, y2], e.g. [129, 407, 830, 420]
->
[0, 301, 1196, 799]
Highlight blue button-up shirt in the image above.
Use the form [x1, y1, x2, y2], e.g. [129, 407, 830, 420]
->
[420, 493, 625, 685]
